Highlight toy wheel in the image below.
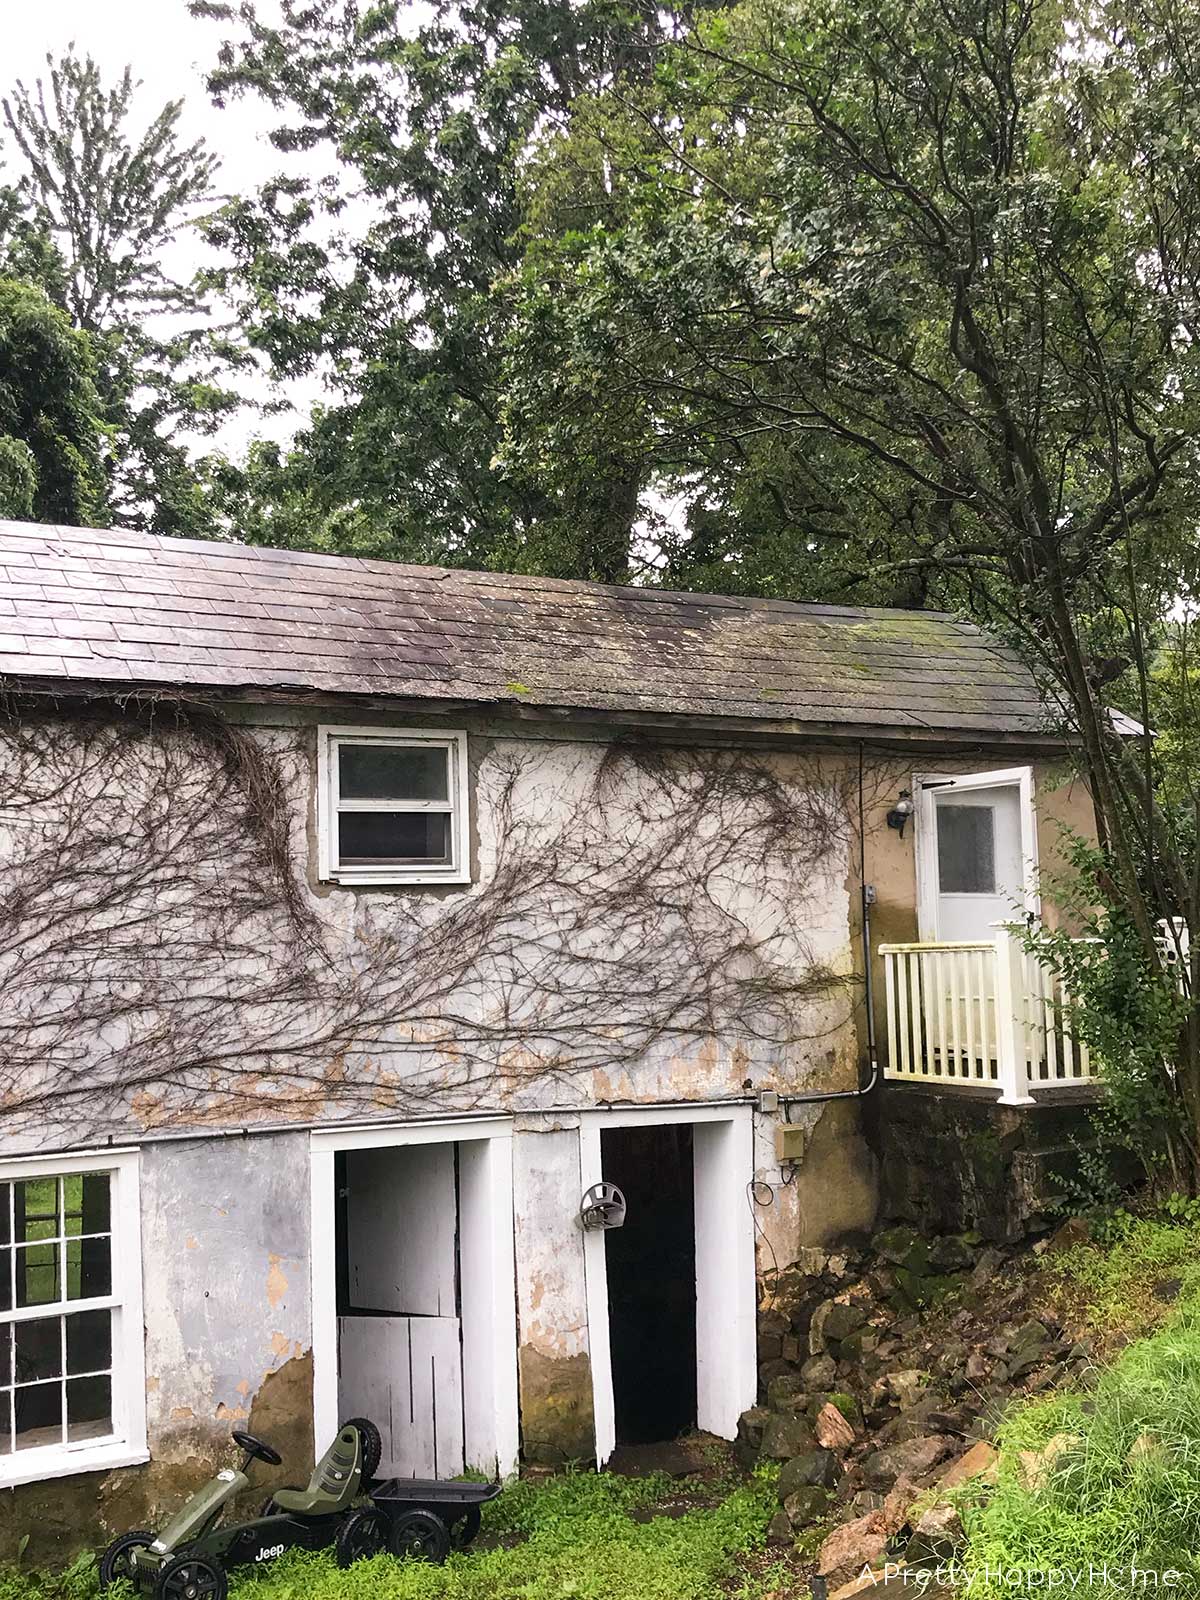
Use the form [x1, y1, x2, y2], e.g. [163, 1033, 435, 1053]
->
[452, 1505, 482, 1549]
[153, 1552, 228, 1600]
[99, 1529, 154, 1590]
[335, 1507, 389, 1568]
[341, 1415, 382, 1481]
[389, 1508, 451, 1564]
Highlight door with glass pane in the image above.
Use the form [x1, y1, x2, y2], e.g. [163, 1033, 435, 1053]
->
[916, 768, 1037, 942]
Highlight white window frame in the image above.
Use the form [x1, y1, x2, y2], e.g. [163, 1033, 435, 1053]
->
[0, 1148, 147, 1488]
[317, 726, 471, 886]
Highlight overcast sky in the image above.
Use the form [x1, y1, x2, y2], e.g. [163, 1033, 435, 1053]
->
[5, 0, 282, 195]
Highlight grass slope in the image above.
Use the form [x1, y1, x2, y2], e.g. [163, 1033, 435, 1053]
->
[961, 1214, 1200, 1597]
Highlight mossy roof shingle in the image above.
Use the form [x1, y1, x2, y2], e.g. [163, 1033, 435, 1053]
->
[0, 520, 1051, 738]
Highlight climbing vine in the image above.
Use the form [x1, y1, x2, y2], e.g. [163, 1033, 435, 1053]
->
[0, 696, 867, 1148]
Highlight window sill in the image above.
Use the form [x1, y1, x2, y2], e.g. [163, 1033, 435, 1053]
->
[325, 870, 472, 887]
[0, 1440, 149, 1489]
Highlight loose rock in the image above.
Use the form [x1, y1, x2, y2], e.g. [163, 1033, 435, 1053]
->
[765, 1508, 793, 1544]
[801, 1353, 840, 1389]
[766, 1373, 807, 1411]
[816, 1401, 857, 1450]
[906, 1502, 964, 1565]
[862, 1433, 954, 1490]
[938, 1439, 998, 1488]
[817, 1513, 890, 1588]
[1017, 1431, 1081, 1491]
[760, 1412, 816, 1461]
[874, 1368, 930, 1410]
[784, 1486, 830, 1528]
[778, 1447, 841, 1496]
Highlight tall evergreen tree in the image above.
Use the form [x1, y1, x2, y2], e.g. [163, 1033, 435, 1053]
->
[2, 51, 240, 532]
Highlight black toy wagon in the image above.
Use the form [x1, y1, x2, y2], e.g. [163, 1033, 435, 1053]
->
[342, 1475, 502, 1564]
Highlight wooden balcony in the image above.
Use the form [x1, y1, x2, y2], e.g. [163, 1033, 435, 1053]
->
[879, 926, 1098, 1104]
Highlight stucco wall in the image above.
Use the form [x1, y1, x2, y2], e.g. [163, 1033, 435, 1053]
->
[511, 1114, 595, 1462]
[140, 1134, 312, 1466]
[0, 1134, 314, 1564]
[0, 704, 1100, 1546]
[0, 712, 863, 1154]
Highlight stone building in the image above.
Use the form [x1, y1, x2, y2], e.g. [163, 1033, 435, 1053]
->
[0, 519, 1096, 1553]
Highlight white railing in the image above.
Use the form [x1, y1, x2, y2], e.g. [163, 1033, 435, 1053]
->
[1157, 917, 1191, 993]
[880, 926, 1097, 1105]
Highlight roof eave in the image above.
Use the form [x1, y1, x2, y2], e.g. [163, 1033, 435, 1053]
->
[0, 670, 1077, 756]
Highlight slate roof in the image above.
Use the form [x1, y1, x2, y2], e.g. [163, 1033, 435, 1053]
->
[0, 520, 1053, 740]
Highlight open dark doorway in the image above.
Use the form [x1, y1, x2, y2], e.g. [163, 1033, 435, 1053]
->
[601, 1124, 697, 1445]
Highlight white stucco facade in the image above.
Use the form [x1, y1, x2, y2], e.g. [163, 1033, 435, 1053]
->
[0, 702, 878, 1534]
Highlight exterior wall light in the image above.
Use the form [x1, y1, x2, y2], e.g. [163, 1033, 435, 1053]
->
[886, 788, 914, 838]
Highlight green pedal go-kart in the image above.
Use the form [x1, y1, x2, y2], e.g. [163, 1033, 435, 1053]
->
[98, 1416, 501, 1598]
[98, 1420, 380, 1598]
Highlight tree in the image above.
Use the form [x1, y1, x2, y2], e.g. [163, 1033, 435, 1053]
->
[191, 0, 683, 579]
[501, 0, 1200, 1177]
[2, 50, 240, 532]
[0, 276, 107, 524]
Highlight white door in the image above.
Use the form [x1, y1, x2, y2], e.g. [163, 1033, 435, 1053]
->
[338, 1142, 465, 1478]
[917, 768, 1038, 941]
[580, 1107, 757, 1467]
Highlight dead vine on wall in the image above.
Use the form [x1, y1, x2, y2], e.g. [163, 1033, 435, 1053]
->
[0, 698, 868, 1147]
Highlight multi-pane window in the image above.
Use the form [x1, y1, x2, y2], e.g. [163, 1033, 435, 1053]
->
[0, 1154, 145, 1484]
[318, 729, 470, 885]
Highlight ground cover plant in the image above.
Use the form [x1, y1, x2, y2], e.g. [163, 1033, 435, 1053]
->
[0, 1462, 785, 1600]
[1046, 1207, 1200, 1346]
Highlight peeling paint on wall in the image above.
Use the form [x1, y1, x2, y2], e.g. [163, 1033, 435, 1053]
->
[139, 1133, 311, 1464]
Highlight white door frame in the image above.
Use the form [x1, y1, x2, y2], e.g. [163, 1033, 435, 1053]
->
[579, 1104, 757, 1467]
[914, 765, 1040, 940]
[309, 1117, 520, 1478]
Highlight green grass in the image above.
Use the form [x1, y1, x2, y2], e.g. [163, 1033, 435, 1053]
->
[1047, 1211, 1200, 1338]
[959, 1218, 1200, 1597]
[0, 1466, 779, 1600]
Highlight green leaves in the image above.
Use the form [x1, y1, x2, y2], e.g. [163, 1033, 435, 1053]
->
[0, 277, 107, 525]
[1, 48, 240, 531]
[189, 0, 681, 576]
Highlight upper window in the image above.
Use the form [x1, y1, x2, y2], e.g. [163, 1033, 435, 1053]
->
[318, 728, 471, 885]
[0, 1151, 145, 1486]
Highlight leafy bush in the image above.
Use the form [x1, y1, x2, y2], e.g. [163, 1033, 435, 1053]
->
[1026, 835, 1192, 1204]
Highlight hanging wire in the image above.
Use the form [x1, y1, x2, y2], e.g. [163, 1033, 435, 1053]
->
[746, 1178, 780, 1280]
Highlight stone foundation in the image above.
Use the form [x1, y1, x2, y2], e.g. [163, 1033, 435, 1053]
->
[873, 1083, 1105, 1243]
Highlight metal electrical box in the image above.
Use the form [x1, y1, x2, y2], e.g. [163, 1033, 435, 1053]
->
[775, 1124, 807, 1163]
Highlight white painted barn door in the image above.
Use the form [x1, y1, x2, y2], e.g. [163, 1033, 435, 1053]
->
[337, 1142, 465, 1478]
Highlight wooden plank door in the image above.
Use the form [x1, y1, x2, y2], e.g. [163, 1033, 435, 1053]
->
[337, 1141, 465, 1476]
[337, 1313, 464, 1477]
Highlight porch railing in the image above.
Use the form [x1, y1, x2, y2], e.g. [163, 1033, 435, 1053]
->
[880, 926, 1097, 1105]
